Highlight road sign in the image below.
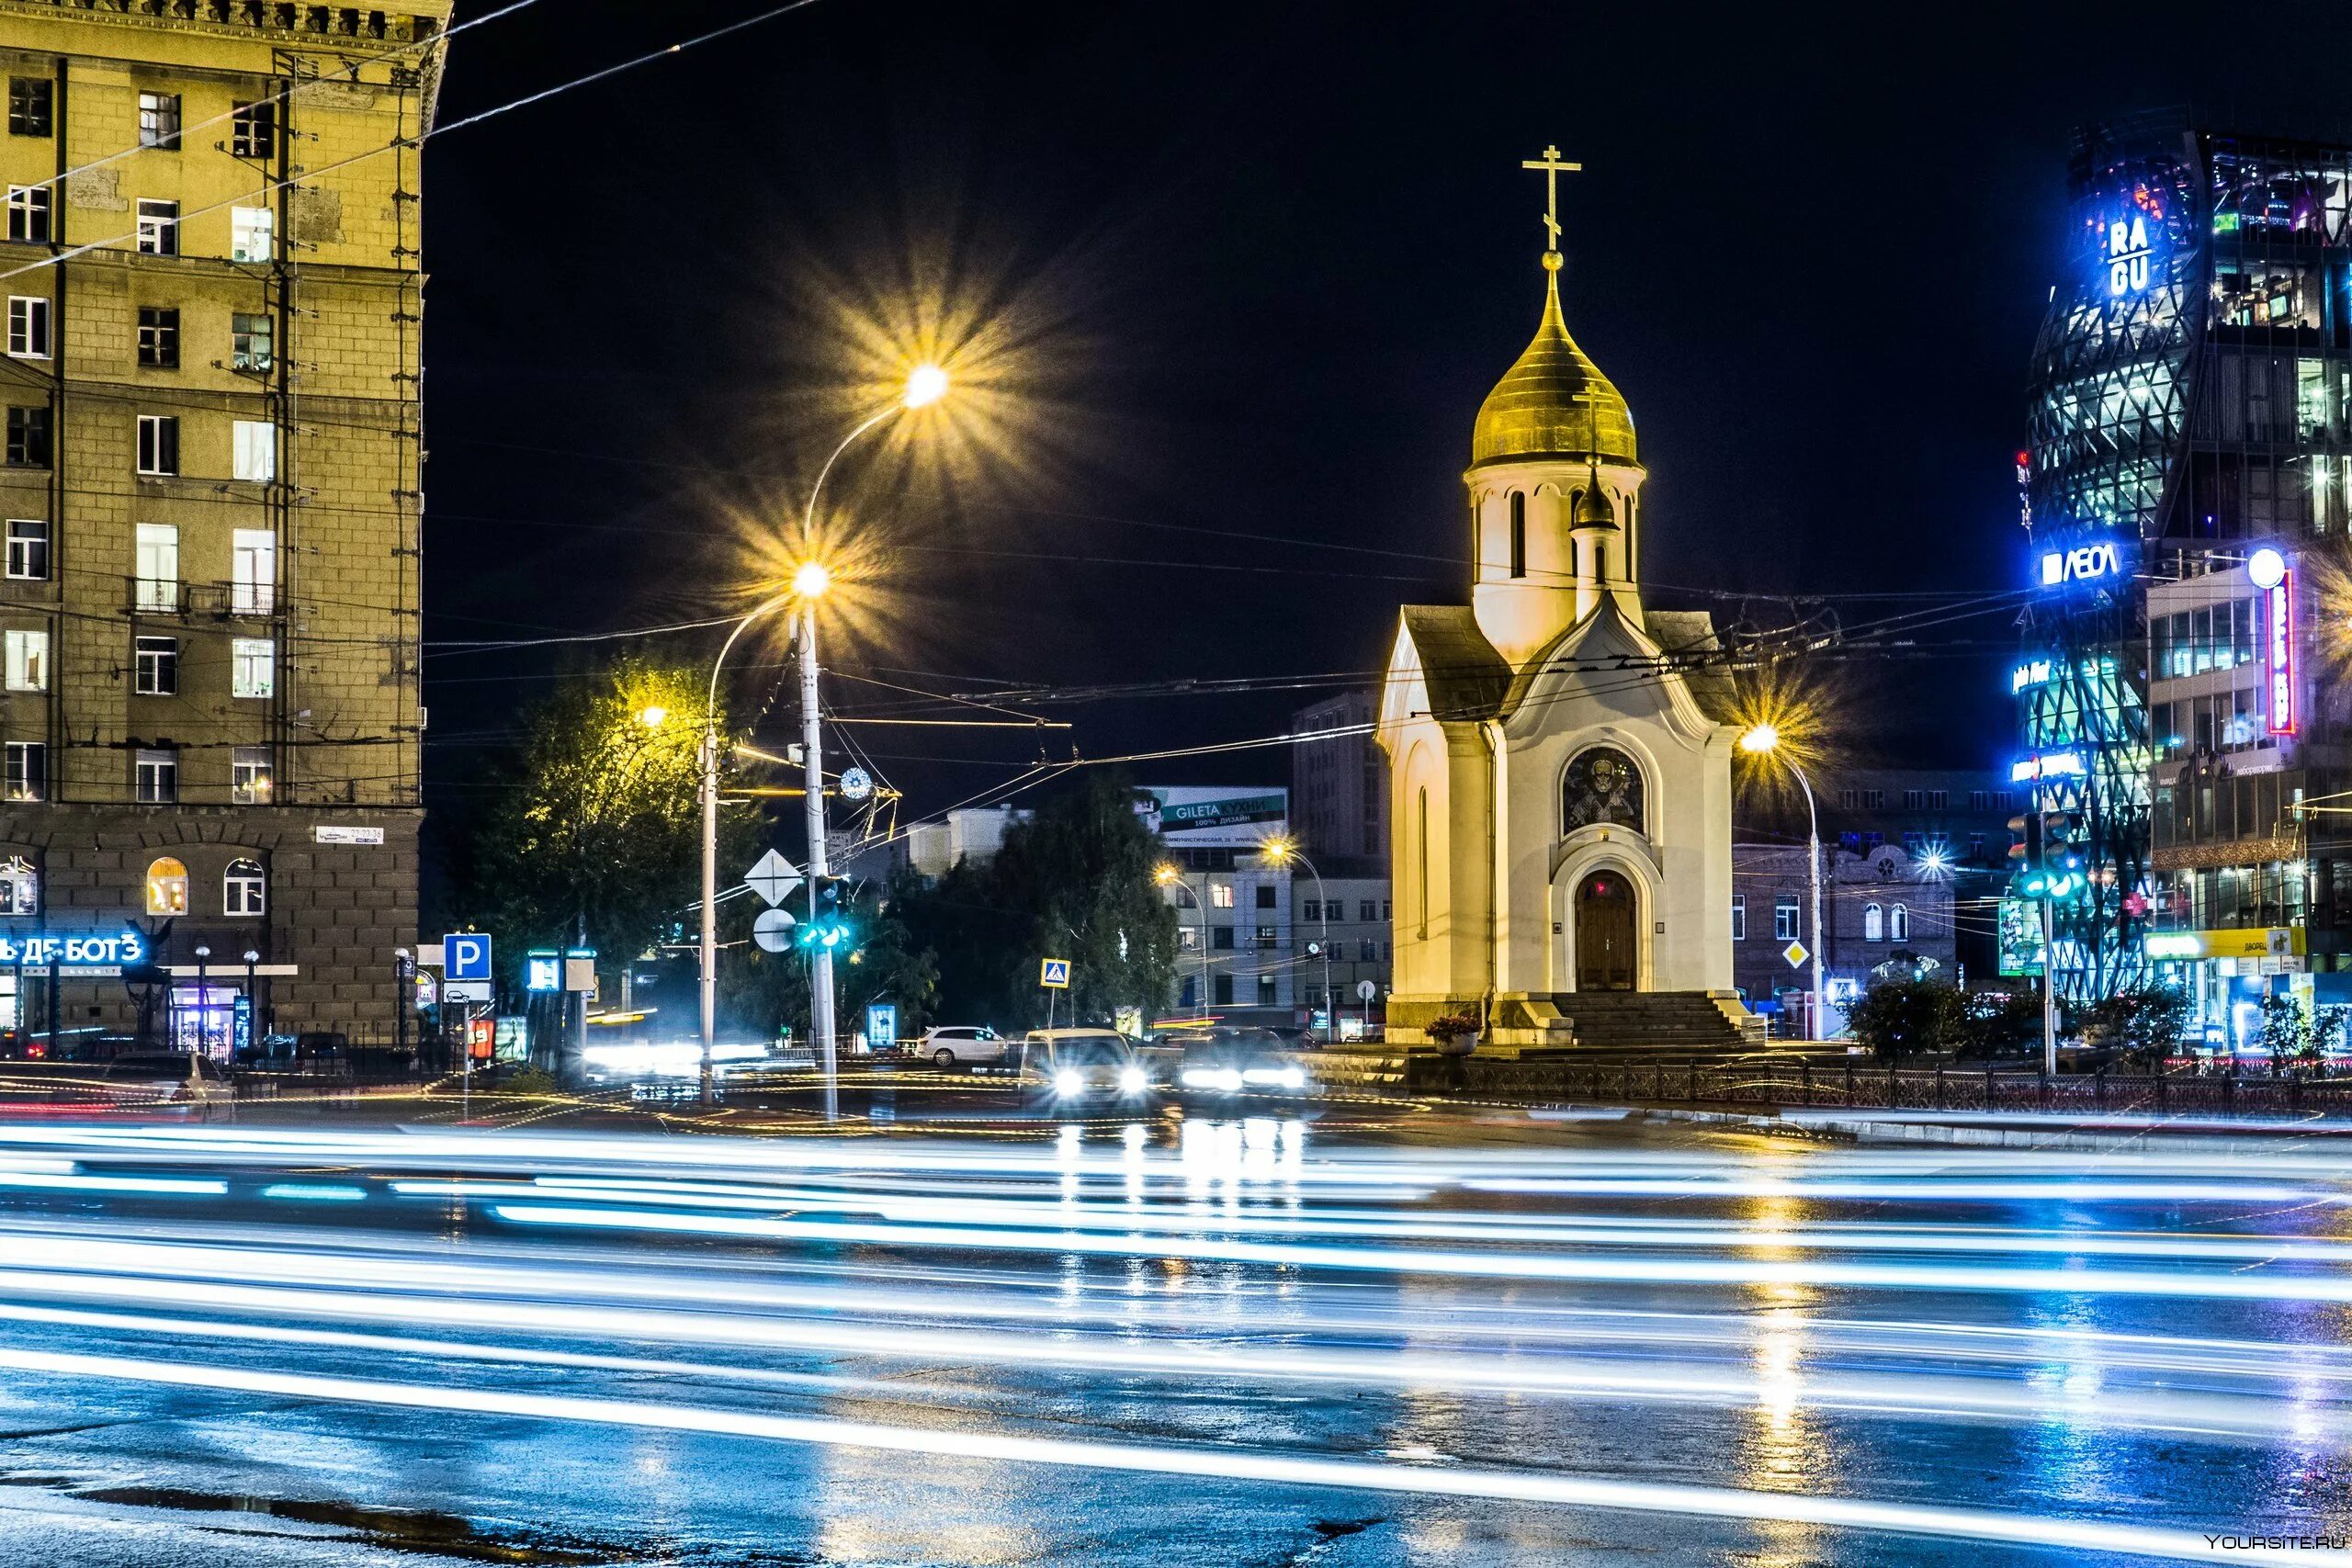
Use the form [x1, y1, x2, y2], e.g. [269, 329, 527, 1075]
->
[840, 766, 873, 802]
[441, 979, 492, 1004]
[752, 908, 797, 953]
[1039, 957, 1071, 989]
[1356, 979, 1377, 1001]
[1781, 941, 1809, 970]
[445, 932, 492, 983]
[563, 949, 596, 993]
[745, 849, 802, 909]
[865, 1001, 898, 1046]
[524, 952, 560, 993]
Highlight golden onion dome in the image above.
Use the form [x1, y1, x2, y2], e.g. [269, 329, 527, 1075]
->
[1471, 263, 1636, 468]
[1572, 468, 1618, 530]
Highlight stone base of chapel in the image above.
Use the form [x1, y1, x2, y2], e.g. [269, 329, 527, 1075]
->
[1387, 990, 1759, 1054]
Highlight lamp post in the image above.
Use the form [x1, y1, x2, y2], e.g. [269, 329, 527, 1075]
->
[191, 944, 209, 1068]
[1256, 836, 1330, 1041]
[696, 365, 948, 1115]
[1738, 725, 1828, 1042]
[1156, 863, 1213, 1017]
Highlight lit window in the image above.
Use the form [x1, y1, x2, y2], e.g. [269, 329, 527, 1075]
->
[137, 92, 181, 151]
[231, 207, 272, 265]
[8, 79, 52, 139]
[134, 523, 178, 609]
[0, 854, 35, 914]
[6, 519, 46, 581]
[6, 296, 48, 358]
[3, 742, 42, 803]
[134, 752, 177, 807]
[232, 528, 275, 613]
[232, 422, 274, 483]
[231, 312, 272, 372]
[135, 198, 177, 256]
[231, 745, 272, 805]
[143, 853, 188, 912]
[137, 307, 178, 368]
[1731, 893, 1747, 942]
[231, 100, 275, 161]
[5, 186, 48, 243]
[1890, 904, 1910, 942]
[1863, 902, 1884, 942]
[223, 858, 266, 917]
[4, 626, 46, 691]
[1209, 882, 1234, 909]
[136, 414, 178, 476]
[133, 634, 178, 696]
[232, 637, 273, 699]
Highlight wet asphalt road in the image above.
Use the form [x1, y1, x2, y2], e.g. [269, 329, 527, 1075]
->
[0, 1091, 2346, 1565]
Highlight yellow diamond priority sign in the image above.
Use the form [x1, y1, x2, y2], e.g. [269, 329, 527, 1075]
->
[1781, 941, 1809, 970]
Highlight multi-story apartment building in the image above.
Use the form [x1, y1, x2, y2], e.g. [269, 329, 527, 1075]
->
[1291, 690, 1386, 863]
[0, 5, 444, 1055]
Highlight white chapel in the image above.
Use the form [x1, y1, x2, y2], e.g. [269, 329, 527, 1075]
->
[1376, 152, 1746, 1047]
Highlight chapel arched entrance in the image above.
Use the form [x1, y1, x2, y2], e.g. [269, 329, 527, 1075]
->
[1574, 870, 1637, 991]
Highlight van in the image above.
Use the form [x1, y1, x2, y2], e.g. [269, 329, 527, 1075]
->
[1015, 1028, 1151, 1103]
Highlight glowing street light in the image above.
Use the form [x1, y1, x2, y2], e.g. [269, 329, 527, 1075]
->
[903, 362, 949, 410]
[638, 705, 669, 728]
[1257, 835, 1334, 1042]
[792, 560, 832, 600]
[1738, 722, 1826, 1042]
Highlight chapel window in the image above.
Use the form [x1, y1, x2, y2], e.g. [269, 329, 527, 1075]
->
[1508, 491, 1526, 580]
[1561, 747, 1645, 837]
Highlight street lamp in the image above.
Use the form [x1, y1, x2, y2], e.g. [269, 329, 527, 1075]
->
[697, 365, 948, 1114]
[1256, 835, 1331, 1042]
[1156, 862, 1213, 1018]
[1739, 723, 1828, 1043]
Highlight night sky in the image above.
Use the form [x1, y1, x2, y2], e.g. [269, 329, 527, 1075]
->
[417, 0, 2349, 840]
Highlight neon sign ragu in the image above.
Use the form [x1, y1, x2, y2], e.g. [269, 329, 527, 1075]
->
[2107, 212, 2154, 296]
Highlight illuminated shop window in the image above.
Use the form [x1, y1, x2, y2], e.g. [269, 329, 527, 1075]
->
[144, 855, 187, 915]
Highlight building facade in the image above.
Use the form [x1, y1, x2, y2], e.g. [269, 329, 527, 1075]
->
[0, 6, 444, 1054]
[2017, 115, 2352, 1014]
[1292, 689, 1386, 863]
[1732, 841, 1961, 1035]
[1377, 177, 1742, 1047]
[1294, 855, 1388, 1037]
[1144, 785, 1295, 1021]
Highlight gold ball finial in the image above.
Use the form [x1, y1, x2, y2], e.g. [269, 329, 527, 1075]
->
[1542, 250, 1564, 272]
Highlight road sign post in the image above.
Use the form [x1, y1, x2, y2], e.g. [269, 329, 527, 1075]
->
[1039, 957, 1070, 1032]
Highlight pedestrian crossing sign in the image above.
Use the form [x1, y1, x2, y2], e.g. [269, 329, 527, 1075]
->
[1039, 957, 1071, 989]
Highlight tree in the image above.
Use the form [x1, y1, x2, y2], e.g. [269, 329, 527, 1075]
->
[2084, 984, 2191, 1067]
[2258, 992, 2313, 1074]
[899, 773, 1178, 1029]
[725, 874, 940, 1044]
[1845, 977, 1964, 1060]
[1954, 988, 2043, 1061]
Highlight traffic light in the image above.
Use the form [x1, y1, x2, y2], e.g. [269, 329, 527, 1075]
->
[797, 876, 854, 951]
[2041, 809, 2085, 897]
[2007, 812, 2041, 881]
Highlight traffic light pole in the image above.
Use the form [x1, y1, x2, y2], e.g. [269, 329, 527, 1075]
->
[2041, 896, 2058, 1076]
[799, 607, 838, 1123]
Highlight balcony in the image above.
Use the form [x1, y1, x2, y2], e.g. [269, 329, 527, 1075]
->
[125, 579, 279, 620]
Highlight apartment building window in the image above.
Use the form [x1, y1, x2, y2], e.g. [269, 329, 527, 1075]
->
[136, 414, 178, 476]
[1969, 790, 1990, 811]
[1257, 974, 1276, 1006]
[135, 198, 177, 256]
[6, 406, 47, 468]
[137, 92, 180, 150]
[1993, 790, 2016, 812]
[223, 859, 266, 917]
[2, 741, 40, 803]
[136, 307, 178, 368]
[1209, 882, 1234, 909]
[1890, 904, 1910, 942]
[6, 186, 48, 243]
[2, 626, 44, 692]
[1903, 790, 1925, 810]
[1211, 926, 1234, 951]
[232, 637, 273, 699]
[1774, 896, 1798, 942]
[7, 79, 51, 138]
[231, 208, 272, 265]
[1255, 884, 1276, 909]
[0, 856, 34, 914]
[1300, 899, 1319, 921]
[231, 99, 276, 161]
[232, 421, 274, 483]
[1863, 902, 1884, 942]
[1214, 975, 1234, 1006]
[232, 746, 272, 805]
[1731, 893, 1747, 941]
[1254, 924, 1277, 949]
[231, 312, 272, 372]
[1360, 899, 1376, 920]
[134, 523, 177, 610]
[134, 751, 178, 807]
[5, 519, 46, 581]
[143, 854, 187, 912]
[232, 529, 275, 612]
[1358, 940, 1375, 962]
[133, 635, 178, 696]
[6, 297, 48, 358]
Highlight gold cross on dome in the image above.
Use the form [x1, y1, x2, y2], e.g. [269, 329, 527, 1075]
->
[1521, 144, 1582, 254]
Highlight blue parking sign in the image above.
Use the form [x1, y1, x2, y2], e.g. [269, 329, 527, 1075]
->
[445, 932, 492, 982]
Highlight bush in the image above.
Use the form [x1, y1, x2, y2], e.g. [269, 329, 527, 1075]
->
[2084, 984, 2191, 1067]
[1955, 989, 2043, 1062]
[1845, 978, 1964, 1060]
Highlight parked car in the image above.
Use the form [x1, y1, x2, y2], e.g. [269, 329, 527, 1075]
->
[101, 1052, 232, 1108]
[920, 1025, 1008, 1071]
[1015, 1029, 1152, 1103]
[1177, 1031, 1308, 1099]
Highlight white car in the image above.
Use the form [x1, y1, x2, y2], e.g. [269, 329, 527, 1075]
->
[101, 1052, 232, 1110]
[920, 1026, 1007, 1071]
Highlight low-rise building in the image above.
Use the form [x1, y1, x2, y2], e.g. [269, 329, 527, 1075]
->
[1732, 841, 1960, 1036]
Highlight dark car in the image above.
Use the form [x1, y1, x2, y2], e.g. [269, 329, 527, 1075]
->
[1177, 1030, 1308, 1099]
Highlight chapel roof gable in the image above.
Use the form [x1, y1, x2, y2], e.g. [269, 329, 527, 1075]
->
[1394, 606, 1512, 722]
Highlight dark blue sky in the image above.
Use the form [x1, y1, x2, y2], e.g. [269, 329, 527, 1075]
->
[417, 0, 2348, 818]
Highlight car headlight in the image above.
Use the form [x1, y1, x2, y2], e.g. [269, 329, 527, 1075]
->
[1118, 1066, 1148, 1094]
[1053, 1069, 1084, 1096]
[1180, 1068, 1215, 1089]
